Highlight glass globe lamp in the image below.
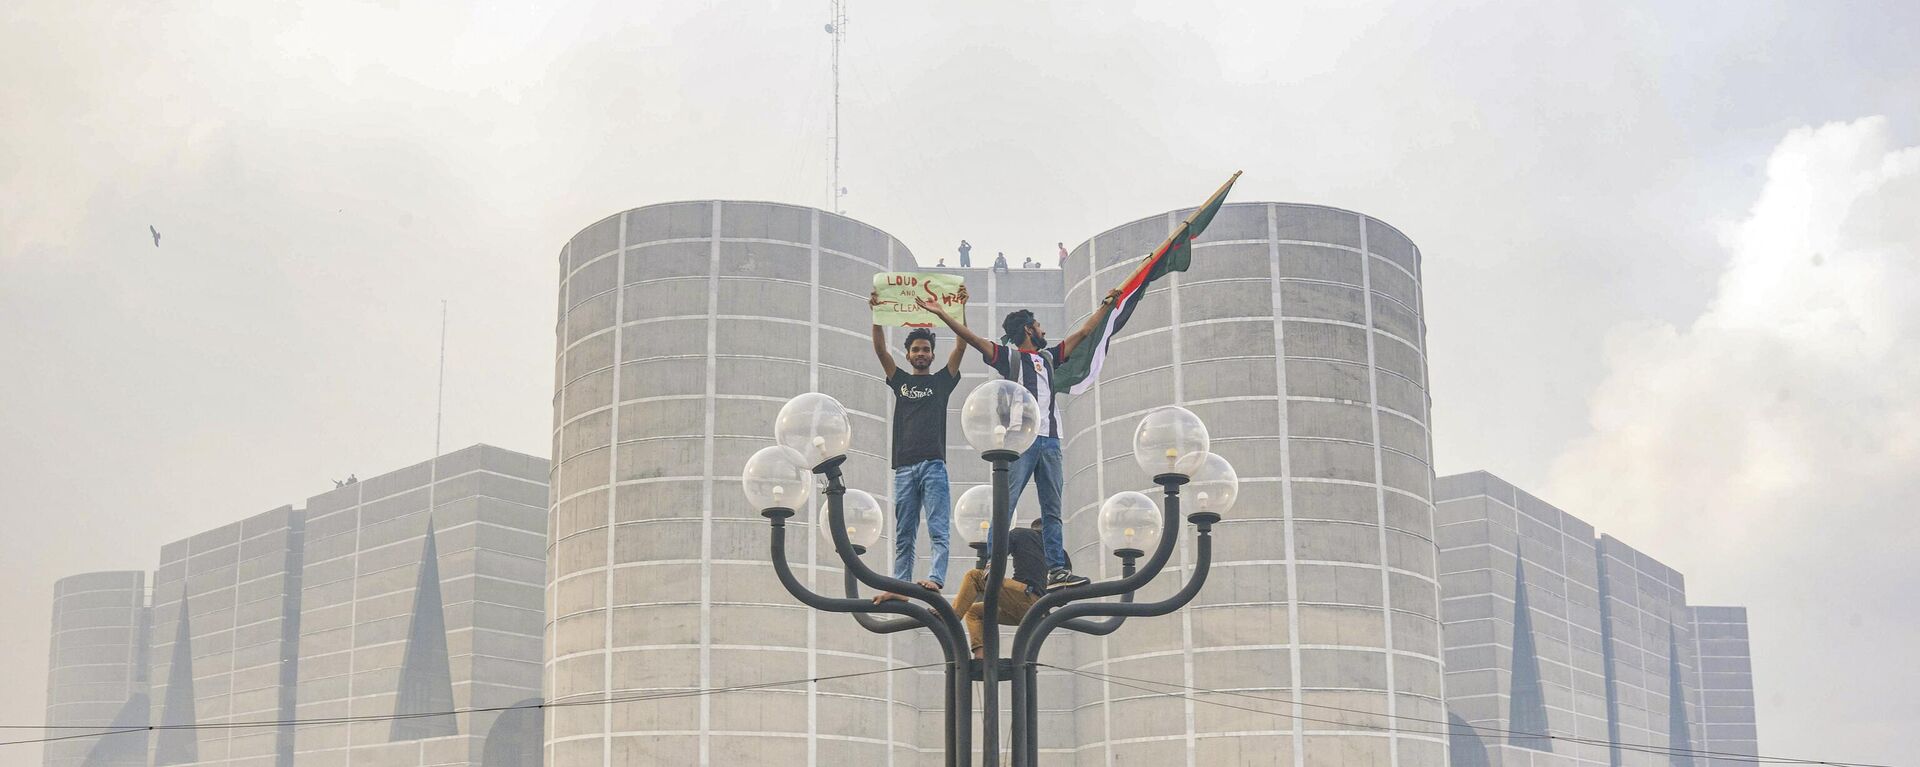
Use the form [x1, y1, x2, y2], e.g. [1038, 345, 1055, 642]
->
[1097, 491, 1162, 555]
[741, 445, 813, 511]
[952, 485, 994, 545]
[1132, 406, 1210, 477]
[961, 379, 1040, 455]
[821, 488, 885, 549]
[775, 393, 851, 469]
[1185, 452, 1239, 518]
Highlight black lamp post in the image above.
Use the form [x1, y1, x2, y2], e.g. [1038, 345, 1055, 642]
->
[746, 389, 1239, 766]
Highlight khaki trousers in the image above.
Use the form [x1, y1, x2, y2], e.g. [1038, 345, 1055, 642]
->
[952, 568, 1037, 654]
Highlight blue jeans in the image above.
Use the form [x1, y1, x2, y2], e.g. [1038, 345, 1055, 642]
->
[1005, 436, 1066, 570]
[892, 459, 951, 588]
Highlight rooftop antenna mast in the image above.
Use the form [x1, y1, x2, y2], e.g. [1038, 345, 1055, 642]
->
[826, 0, 847, 214]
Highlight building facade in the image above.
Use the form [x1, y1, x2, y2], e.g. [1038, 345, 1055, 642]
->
[547, 201, 930, 766]
[1436, 471, 1757, 767]
[43, 571, 150, 767]
[43, 444, 547, 767]
[1435, 471, 1611, 767]
[292, 444, 548, 767]
[1596, 535, 1702, 767]
[149, 505, 306, 767]
[1688, 607, 1758, 766]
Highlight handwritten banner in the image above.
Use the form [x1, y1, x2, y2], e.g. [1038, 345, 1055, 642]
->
[872, 272, 966, 327]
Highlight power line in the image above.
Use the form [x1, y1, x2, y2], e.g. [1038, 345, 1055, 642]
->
[17, 655, 1886, 766]
[1050, 663, 1762, 764]
[1043, 664, 1895, 767]
[2, 662, 941, 747]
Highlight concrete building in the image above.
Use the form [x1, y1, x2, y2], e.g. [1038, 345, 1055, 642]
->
[1435, 471, 1759, 767]
[1434, 471, 1611, 767]
[292, 444, 548, 767]
[1596, 535, 1701, 767]
[1688, 607, 1758, 766]
[149, 505, 306, 767]
[44, 444, 548, 767]
[43, 571, 150, 767]
[547, 200, 1444, 766]
[1061, 202, 1446, 766]
[549, 201, 929, 766]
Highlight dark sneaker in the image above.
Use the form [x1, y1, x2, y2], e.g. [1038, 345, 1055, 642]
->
[1046, 568, 1089, 591]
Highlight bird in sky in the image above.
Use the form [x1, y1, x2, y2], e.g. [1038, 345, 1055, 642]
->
[150, 225, 160, 247]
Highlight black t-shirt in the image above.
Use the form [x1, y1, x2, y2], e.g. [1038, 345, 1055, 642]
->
[1008, 527, 1070, 593]
[887, 367, 960, 468]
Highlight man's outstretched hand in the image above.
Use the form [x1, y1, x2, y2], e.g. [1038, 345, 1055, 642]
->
[915, 295, 950, 318]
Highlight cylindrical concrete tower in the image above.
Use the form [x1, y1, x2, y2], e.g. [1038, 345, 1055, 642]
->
[1060, 203, 1445, 765]
[547, 201, 930, 766]
[44, 572, 149, 767]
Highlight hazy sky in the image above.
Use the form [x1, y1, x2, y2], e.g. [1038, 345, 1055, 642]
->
[3, 1, 1916, 763]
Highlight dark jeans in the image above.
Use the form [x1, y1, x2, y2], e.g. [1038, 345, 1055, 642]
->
[1005, 436, 1066, 570]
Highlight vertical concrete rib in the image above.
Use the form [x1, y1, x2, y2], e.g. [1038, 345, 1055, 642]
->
[1166, 209, 1199, 767]
[700, 201, 721, 766]
[1358, 211, 1402, 767]
[603, 217, 623, 767]
[1267, 202, 1307, 767]
[809, 208, 823, 767]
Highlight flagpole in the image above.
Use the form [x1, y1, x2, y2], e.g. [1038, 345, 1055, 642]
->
[1120, 170, 1243, 288]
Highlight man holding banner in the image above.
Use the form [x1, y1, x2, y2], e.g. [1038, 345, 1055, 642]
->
[869, 278, 971, 596]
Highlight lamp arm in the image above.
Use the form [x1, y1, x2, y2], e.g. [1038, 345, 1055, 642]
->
[1026, 521, 1214, 660]
[817, 461, 969, 644]
[763, 509, 946, 637]
[1011, 480, 1184, 653]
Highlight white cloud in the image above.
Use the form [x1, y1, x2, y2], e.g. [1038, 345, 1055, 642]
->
[1548, 116, 1920, 757]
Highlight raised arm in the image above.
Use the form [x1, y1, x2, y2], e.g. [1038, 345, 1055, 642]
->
[1060, 287, 1122, 360]
[942, 285, 971, 375]
[918, 292, 994, 359]
[869, 291, 898, 378]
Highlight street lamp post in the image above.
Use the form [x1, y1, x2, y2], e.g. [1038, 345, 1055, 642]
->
[746, 388, 1236, 766]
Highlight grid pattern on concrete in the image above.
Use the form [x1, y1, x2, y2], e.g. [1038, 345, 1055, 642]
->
[43, 571, 149, 767]
[1060, 202, 1446, 766]
[1435, 471, 1610, 767]
[149, 506, 305, 767]
[549, 201, 952, 766]
[1596, 535, 1702, 766]
[1688, 606, 1758, 767]
[292, 444, 547, 767]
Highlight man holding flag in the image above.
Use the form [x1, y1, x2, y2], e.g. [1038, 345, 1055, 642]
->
[918, 170, 1241, 589]
[917, 288, 1119, 592]
[1050, 171, 1241, 396]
